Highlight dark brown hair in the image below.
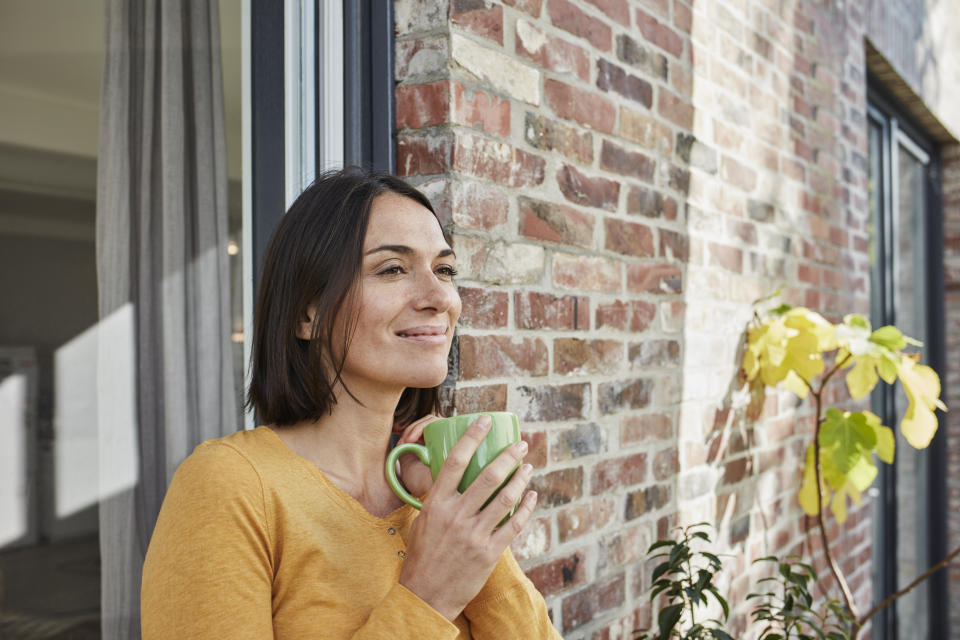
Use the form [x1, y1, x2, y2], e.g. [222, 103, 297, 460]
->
[246, 167, 443, 427]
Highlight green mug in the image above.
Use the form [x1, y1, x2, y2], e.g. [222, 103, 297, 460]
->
[385, 412, 521, 512]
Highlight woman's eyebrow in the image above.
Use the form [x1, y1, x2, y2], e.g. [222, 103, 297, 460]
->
[364, 244, 456, 258]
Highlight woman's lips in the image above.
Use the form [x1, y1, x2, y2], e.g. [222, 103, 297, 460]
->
[396, 326, 448, 344]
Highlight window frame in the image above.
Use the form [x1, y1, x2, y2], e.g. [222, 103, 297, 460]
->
[867, 79, 948, 640]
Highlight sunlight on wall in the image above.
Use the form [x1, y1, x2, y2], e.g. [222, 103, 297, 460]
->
[0, 372, 27, 546]
[95, 303, 139, 505]
[54, 321, 100, 518]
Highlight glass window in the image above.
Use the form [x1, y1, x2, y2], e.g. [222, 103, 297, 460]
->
[0, 1, 245, 635]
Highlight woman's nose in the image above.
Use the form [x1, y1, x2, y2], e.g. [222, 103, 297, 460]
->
[413, 270, 459, 312]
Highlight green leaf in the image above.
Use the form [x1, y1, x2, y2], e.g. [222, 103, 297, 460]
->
[648, 540, 676, 552]
[897, 357, 947, 449]
[843, 314, 870, 329]
[863, 410, 895, 464]
[651, 561, 672, 584]
[870, 325, 907, 351]
[658, 604, 683, 636]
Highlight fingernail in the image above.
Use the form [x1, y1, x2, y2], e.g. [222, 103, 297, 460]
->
[521, 463, 533, 475]
[528, 491, 538, 503]
[477, 415, 492, 429]
[517, 440, 529, 455]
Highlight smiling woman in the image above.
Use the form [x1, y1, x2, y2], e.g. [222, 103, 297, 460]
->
[140, 167, 561, 639]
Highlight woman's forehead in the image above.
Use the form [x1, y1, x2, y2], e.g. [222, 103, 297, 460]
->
[364, 193, 448, 250]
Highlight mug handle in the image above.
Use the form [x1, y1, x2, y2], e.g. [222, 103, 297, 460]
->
[385, 443, 431, 510]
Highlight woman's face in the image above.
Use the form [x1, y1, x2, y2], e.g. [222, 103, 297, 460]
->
[321, 192, 461, 396]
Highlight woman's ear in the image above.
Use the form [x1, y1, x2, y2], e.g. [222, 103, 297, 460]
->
[296, 305, 317, 340]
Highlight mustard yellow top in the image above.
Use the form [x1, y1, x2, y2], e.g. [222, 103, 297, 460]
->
[141, 426, 560, 639]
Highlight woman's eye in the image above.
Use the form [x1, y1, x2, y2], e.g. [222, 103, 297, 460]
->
[377, 265, 405, 276]
[436, 265, 459, 279]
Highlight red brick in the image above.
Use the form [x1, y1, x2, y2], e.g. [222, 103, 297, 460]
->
[457, 286, 508, 328]
[621, 413, 673, 444]
[516, 19, 590, 82]
[657, 88, 694, 128]
[519, 197, 595, 247]
[584, 0, 630, 23]
[627, 185, 677, 220]
[529, 466, 584, 507]
[722, 456, 753, 484]
[598, 379, 652, 414]
[525, 551, 588, 596]
[451, 0, 504, 44]
[450, 180, 509, 230]
[515, 382, 590, 421]
[562, 574, 626, 632]
[453, 384, 508, 413]
[557, 164, 620, 211]
[524, 112, 594, 164]
[592, 452, 647, 494]
[521, 430, 549, 468]
[628, 339, 680, 368]
[721, 155, 758, 192]
[798, 262, 819, 285]
[553, 254, 623, 292]
[604, 218, 655, 257]
[600, 139, 656, 182]
[458, 334, 548, 379]
[396, 133, 453, 177]
[625, 484, 670, 519]
[558, 500, 617, 542]
[659, 228, 689, 261]
[450, 81, 510, 137]
[503, 0, 544, 17]
[595, 299, 656, 331]
[596, 59, 653, 107]
[396, 81, 448, 129]
[626, 262, 683, 294]
[615, 34, 668, 80]
[551, 422, 608, 460]
[708, 242, 743, 273]
[636, 8, 684, 58]
[555, 338, 623, 374]
[545, 78, 617, 134]
[515, 291, 590, 330]
[549, 0, 613, 51]
[727, 218, 758, 244]
[653, 447, 679, 480]
[674, 0, 692, 32]
[451, 131, 545, 186]
[596, 300, 628, 330]
[619, 108, 673, 156]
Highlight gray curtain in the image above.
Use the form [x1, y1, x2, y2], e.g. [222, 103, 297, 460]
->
[95, 0, 237, 637]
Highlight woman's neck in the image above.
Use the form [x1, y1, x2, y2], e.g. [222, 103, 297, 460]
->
[269, 385, 405, 514]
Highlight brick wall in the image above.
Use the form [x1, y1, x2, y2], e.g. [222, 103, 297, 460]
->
[393, 0, 950, 636]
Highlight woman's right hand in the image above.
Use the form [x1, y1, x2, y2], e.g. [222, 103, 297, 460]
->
[398, 414, 538, 621]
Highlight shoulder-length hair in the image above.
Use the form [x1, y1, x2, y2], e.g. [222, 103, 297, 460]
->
[246, 167, 443, 427]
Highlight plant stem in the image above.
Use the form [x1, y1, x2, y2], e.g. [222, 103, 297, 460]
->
[808, 358, 860, 629]
[857, 545, 960, 628]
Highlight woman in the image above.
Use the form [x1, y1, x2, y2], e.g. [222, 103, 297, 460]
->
[141, 168, 561, 638]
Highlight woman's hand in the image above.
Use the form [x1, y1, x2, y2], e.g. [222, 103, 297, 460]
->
[398, 415, 538, 621]
[395, 414, 441, 497]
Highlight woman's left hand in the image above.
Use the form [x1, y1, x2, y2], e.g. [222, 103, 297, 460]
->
[395, 414, 441, 497]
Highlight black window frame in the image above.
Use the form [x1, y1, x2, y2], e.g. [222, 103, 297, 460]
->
[867, 78, 948, 640]
[250, 0, 395, 303]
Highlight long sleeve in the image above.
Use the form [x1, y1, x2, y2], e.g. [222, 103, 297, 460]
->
[141, 439, 462, 639]
[463, 549, 562, 639]
[141, 444, 275, 639]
